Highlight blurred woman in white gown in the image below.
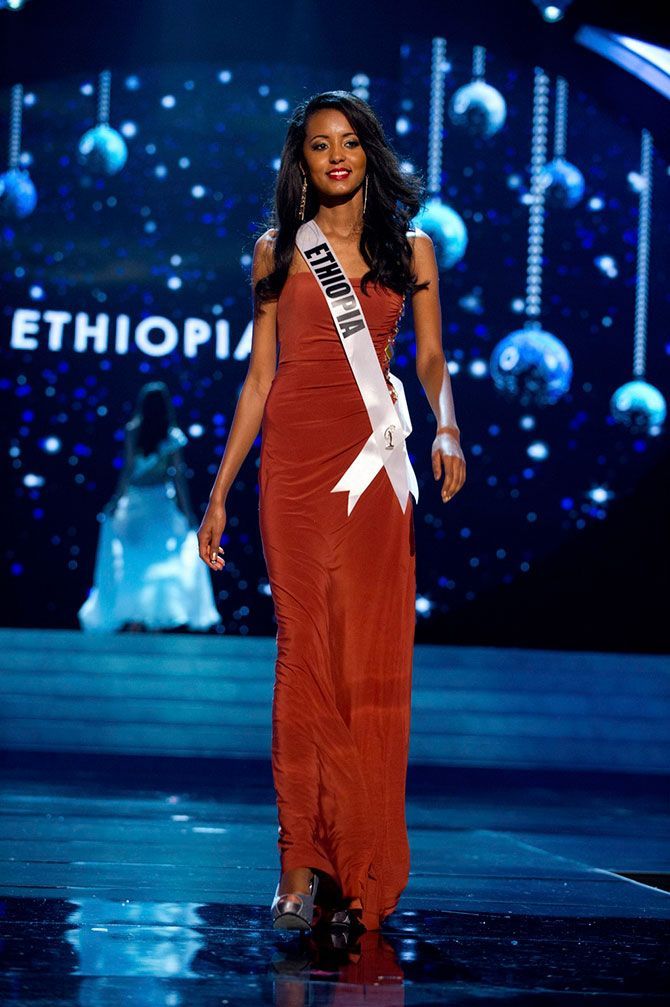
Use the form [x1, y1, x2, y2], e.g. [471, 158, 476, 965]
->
[79, 382, 220, 633]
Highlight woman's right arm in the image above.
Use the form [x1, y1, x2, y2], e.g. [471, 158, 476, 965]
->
[197, 229, 278, 571]
[105, 425, 134, 514]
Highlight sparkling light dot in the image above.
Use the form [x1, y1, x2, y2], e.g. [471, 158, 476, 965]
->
[595, 255, 618, 278]
[41, 436, 61, 453]
[469, 359, 488, 378]
[527, 441, 549, 460]
[23, 473, 45, 488]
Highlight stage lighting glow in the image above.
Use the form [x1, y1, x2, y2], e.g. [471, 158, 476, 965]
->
[532, 0, 572, 21]
[469, 359, 488, 378]
[23, 473, 44, 487]
[415, 596, 432, 616]
[576, 26, 670, 100]
[40, 437, 62, 454]
[527, 441, 549, 460]
[615, 35, 670, 76]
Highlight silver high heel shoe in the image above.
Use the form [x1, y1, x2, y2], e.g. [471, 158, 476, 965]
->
[271, 872, 320, 930]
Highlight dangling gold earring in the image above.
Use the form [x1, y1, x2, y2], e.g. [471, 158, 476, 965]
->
[363, 174, 368, 215]
[298, 171, 308, 221]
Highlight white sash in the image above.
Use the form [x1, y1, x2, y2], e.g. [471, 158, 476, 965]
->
[295, 218, 419, 516]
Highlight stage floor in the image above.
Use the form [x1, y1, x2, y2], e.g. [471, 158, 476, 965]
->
[0, 751, 668, 1004]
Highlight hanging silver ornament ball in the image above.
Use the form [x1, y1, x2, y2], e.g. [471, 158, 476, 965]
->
[78, 123, 128, 175]
[448, 80, 507, 138]
[413, 197, 468, 270]
[540, 156, 585, 208]
[0, 167, 38, 219]
[490, 327, 573, 406]
[610, 380, 666, 434]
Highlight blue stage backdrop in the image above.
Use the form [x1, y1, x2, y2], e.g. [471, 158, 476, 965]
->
[1, 41, 668, 632]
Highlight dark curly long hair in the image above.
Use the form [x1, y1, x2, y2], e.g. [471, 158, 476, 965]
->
[127, 381, 176, 456]
[252, 90, 430, 306]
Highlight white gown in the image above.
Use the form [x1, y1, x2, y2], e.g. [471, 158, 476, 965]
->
[78, 427, 220, 632]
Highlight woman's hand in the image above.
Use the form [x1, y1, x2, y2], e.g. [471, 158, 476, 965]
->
[197, 500, 227, 571]
[432, 432, 466, 503]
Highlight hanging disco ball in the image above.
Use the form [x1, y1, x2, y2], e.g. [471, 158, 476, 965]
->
[413, 197, 468, 270]
[78, 123, 128, 175]
[610, 380, 666, 434]
[448, 80, 507, 138]
[540, 156, 585, 208]
[0, 167, 37, 218]
[490, 327, 573, 406]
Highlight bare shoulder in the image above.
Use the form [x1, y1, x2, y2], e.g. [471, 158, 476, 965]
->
[252, 228, 278, 282]
[406, 227, 437, 278]
[406, 226, 434, 252]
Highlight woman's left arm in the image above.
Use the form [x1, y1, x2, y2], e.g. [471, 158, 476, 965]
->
[410, 229, 466, 504]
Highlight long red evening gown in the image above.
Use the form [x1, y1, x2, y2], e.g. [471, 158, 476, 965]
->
[258, 267, 417, 932]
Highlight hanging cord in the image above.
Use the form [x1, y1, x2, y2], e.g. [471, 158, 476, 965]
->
[97, 69, 111, 125]
[472, 45, 486, 81]
[524, 68, 550, 326]
[633, 129, 652, 379]
[427, 37, 447, 195]
[8, 83, 23, 170]
[553, 76, 567, 159]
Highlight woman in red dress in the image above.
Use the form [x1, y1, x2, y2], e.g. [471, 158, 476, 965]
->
[198, 91, 466, 934]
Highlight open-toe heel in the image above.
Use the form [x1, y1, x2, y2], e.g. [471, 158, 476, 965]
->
[271, 872, 320, 931]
